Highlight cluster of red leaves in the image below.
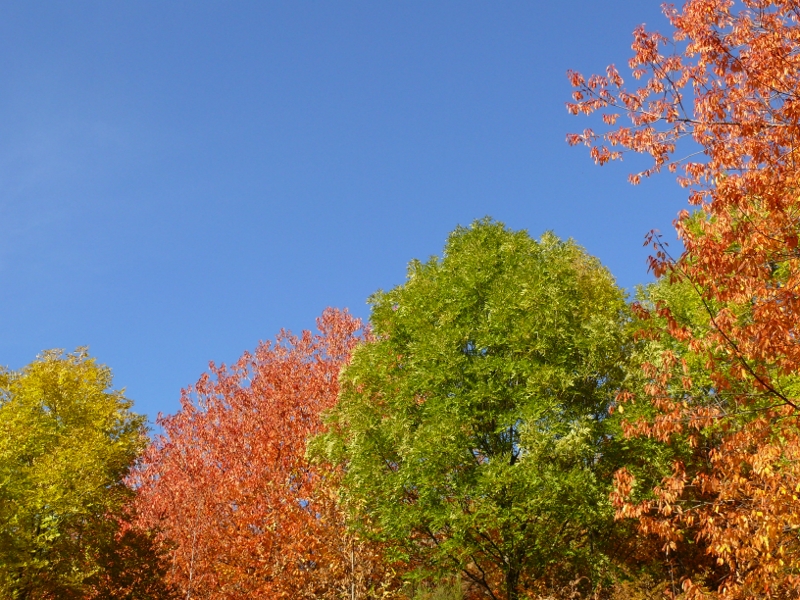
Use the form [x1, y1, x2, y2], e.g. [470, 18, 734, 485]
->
[132, 309, 400, 599]
[569, 1, 800, 598]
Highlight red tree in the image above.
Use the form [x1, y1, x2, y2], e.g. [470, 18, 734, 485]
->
[133, 309, 400, 599]
[568, 1, 800, 597]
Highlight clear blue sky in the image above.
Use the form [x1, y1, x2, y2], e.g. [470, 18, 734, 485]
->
[1, 1, 685, 422]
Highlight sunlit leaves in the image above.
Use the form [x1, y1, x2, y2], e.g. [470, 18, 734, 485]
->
[133, 309, 401, 599]
[569, 2, 800, 596]
[0, 349, 153, 599]
[318, 220, 629, 600]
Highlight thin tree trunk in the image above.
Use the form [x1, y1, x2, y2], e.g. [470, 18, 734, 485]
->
[350, 537, 356, 600]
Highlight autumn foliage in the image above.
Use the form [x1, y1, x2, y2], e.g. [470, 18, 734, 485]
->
[568, 1, 800, 597]
[0, 350, 166, 599]
[133, 309, 401, 599]
[17, 3, 800, 598]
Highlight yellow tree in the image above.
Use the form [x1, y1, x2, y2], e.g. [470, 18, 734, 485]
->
[0, 349, 167, 599]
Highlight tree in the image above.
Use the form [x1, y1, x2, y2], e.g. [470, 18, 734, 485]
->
[316, 220, 630, 600]
[0, 348, 158, 599]
[567, 2, 800, 596]
[133, 308, 401, 599]
[609, 278, 734, 596]
[83, 517, 178, 600]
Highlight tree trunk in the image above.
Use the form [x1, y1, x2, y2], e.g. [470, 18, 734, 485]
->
[505, 566, 520, 600]
[350, 538, 356, 600]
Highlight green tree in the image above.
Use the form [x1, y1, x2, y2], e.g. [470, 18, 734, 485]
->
[0, 349, 155, 599]
[316, 219, 629, 600]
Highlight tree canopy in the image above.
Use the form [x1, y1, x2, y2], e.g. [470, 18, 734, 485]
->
[13, 2, 800, 598]
[568, 1, 800, 596]
[0, 349, 156, 599]
[317, 219, 630, 600]
[134, 308, 401, 599]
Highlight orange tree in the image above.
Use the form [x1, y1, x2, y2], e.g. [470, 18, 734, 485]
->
[133, 309, 401, 599]
[568, 1, 800, 597]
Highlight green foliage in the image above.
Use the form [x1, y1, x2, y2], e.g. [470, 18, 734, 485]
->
[317, 219, 630, 599]
[608, 279, 711, 502]
[0, 349, 148, 599]
[616, 275, 786, 501]
[406, 576, 464, 600]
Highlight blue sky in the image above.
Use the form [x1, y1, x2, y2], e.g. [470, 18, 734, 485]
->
[1, 1, 685, 422]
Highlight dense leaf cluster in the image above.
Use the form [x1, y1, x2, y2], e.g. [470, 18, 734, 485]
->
[0, 349, 173, 599]
[317, 220, 629, 599]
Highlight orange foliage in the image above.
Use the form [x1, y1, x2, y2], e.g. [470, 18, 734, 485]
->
[569, 1, 800, 597]
[132, 309, 400, 599]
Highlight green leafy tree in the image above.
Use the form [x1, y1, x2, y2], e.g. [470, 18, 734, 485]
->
[0, 349, 162, 599]
[316, 220, 629, 600]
